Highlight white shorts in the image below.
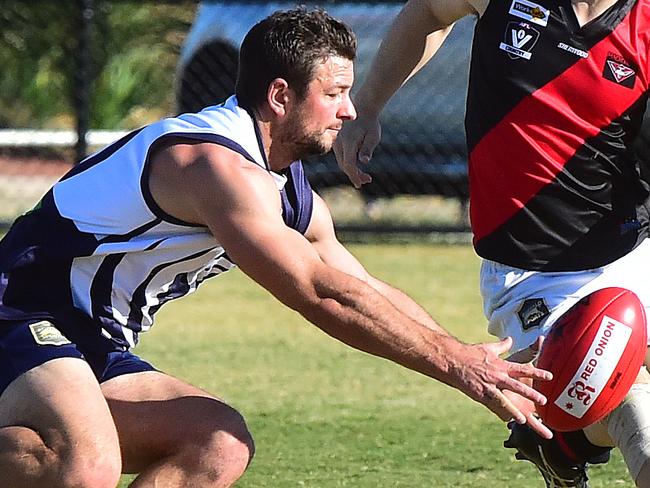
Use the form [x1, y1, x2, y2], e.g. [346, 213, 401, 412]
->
[480, 239, 650, 355]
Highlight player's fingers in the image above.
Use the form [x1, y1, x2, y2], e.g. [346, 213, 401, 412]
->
[340, 149, 371, 188]
[490, 336, 514, 356]
[500, 375, 548, 406]
[357, 127, 380, 165]
[349, 138, 372, 185]
[487, 389, 526, 424]
[333, 137, 363, 188]
[527, 413, 553, 439]
[507, 361, 553, 382]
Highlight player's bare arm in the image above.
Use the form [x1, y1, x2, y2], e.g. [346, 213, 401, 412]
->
[334, 0, 486, 187]
[149, 141, 553, 431]
[303, 190, 554, 438]
[305, 191, 450, 334]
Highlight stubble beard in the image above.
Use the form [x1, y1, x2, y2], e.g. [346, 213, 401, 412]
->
[291, 132, 331, 160]
[282, 110, 332, 161]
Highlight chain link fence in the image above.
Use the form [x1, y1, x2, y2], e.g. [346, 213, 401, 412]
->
[0, 0, 195, 227]
[178, 1, 474, 237]
[16, 2, 650, 237]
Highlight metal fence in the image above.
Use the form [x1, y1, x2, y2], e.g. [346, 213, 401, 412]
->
[0, 0, 479, 236]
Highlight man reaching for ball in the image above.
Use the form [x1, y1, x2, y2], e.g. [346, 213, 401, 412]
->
[0, 8, 552, 488]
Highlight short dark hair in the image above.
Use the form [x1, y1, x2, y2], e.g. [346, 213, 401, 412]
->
[235, 7, 356, 110]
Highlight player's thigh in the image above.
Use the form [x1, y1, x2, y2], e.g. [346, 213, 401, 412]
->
[0, 357, 119, 456]
[101, 370, 252, 474]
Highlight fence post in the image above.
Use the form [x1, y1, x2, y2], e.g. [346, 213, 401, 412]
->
[74, 0, 94, 163]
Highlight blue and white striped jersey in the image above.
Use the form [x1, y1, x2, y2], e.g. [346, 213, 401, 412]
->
[0, 96, 314, 350]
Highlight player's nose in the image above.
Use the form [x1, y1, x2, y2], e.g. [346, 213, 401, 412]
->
[339, 94, 356, 121]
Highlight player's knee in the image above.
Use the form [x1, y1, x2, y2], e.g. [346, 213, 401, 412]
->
[207, 428, 255, 473]
[54, 434, 121, 488]
[207, 412, 255, 469]
[59, 457, 121, 488]
[190, 408, 255, 479]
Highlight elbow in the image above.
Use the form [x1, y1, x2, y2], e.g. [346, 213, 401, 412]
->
[292, 290, 342, 327]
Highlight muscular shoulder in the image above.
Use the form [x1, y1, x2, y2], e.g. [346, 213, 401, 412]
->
[148, 138, 278, 227]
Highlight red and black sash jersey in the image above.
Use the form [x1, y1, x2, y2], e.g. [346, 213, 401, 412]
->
[467, 0, 650, 271]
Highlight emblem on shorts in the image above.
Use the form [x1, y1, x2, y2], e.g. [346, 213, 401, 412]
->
[29, 321, 71, 346]
[603, 52, 636, 88]
[518, 298, 550, 330]
[499, 22, 540, 60]
[508, 0, 549, 26]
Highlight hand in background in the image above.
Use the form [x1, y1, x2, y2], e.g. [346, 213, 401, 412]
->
[333, 114, 381, 188]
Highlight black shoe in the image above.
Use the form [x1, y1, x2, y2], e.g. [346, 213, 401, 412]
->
[504, 422, 589, 488]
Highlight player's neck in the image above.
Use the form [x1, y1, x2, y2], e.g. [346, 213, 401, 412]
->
[251, 111, 294, 172]
[571, 0, 619, 27]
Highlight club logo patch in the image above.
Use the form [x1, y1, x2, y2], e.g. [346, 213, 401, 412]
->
[499, 22, 540, 60]
[29, 321, 71, 346]
[517, 298, 550, 330]
[603, 52, 636, 88]
[509, 0, 549, 26]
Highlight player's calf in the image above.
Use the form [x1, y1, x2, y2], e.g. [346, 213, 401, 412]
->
[131, 430, 254, 487]
[603, 382, 650, 487]
[104, 370, 257, 487]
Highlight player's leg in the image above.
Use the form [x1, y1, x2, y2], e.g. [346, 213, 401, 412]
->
[584, 358, 650, 488]
[614, 379, 650, 488]
[636, 349, 650, 486]
[0, 357, 122, 488]
[0, 319, 122, 488]
[101, 367, 254, 488]
[485, 266, 614, 487]
[506, 362, 650, 488]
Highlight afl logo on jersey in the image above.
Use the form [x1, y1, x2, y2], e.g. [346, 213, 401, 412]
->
[509, 0, 549, 26]
[499, 22, 540, 60]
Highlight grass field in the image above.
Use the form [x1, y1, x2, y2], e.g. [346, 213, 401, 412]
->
[117, 244, 633, 487]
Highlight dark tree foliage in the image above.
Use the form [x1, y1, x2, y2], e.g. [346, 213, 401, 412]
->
[0, 1, 195, 129]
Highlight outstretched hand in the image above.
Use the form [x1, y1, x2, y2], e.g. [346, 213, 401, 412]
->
[451, 336, 553, 439]
[333, 115, 381, 188]
[501, 336, 553, 439]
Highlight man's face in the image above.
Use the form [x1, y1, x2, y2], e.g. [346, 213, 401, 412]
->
[282, 56, 356, 160]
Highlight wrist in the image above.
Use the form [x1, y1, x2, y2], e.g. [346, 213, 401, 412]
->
[353, 91, 385, 119]
[426, 332, 468, 384]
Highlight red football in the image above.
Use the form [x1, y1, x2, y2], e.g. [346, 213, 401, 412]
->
[534, 287, 647, 432]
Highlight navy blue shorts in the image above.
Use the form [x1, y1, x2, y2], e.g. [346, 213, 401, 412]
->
[0, 318, 157, 395]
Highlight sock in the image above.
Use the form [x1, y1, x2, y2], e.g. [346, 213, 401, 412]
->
[554, 430, 612, 465]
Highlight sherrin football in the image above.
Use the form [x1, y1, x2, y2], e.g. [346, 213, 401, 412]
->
[533, 287, 647, 432]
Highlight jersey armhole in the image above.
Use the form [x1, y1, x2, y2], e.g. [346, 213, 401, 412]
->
[140, 132, 260, 227]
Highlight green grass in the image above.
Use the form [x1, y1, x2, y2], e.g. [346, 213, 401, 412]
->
[118, 244, 633, 487]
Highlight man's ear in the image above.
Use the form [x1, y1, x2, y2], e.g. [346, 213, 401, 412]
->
[267, 78, 291, 117]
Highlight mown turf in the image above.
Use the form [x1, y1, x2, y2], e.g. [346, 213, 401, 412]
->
[118, 244, 633, 487]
